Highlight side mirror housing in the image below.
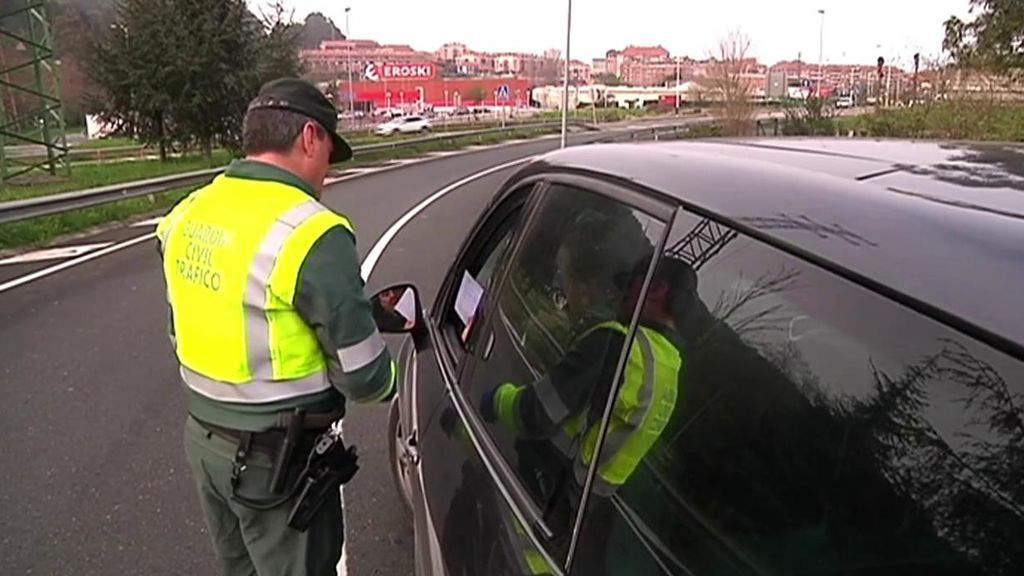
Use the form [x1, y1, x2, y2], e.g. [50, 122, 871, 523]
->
[370, 284, 423, 334]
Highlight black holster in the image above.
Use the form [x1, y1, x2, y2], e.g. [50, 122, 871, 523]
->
[287, 429, 360, 532]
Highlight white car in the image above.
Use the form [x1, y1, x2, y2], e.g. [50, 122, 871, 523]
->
[835, 96, 854, 109]
[374, 115, 432, 136]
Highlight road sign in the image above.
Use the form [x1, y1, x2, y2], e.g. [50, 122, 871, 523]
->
[497, 84, 510, 100]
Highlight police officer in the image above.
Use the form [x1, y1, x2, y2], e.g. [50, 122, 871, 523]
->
[484, 253, 693, 494]
[157, 77, 396, 576]
[483, 245, 695, 575]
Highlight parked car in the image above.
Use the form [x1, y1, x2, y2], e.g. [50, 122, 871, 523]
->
[370, 139, 1024, 576]
[375, 115, 432, 136]
[835, 95, 854, 108]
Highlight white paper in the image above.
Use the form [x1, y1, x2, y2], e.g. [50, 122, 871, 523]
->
[455, 271, 484, 326]
[395, 287, 417, 322]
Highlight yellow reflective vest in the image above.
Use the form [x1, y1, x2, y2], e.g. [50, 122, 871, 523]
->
[494, 321, 683, 495]
[157, 172, 353, 404]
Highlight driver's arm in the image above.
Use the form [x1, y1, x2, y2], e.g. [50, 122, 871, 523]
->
[489, 328, 625, 438]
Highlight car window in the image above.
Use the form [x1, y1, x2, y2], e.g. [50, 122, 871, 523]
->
[575, 208, 1024, 576]
[460, 182, 668, 561]
[439, 188, 532, 367]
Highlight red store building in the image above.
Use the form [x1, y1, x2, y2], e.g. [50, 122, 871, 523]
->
[338, 62, 533, 108]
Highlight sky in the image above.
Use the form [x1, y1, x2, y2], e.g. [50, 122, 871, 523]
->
[248, 0, 974, 66]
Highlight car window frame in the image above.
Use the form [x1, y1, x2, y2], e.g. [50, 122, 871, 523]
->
[447, 170, 678, 572]
[431, 182, 544, 379]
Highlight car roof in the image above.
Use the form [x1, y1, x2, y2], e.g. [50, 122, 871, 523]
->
[515, 138, 1024, 358]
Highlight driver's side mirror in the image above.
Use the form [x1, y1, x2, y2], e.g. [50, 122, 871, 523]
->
[370, 284, 423, 334]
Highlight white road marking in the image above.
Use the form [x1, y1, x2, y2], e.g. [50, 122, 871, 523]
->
[130, 216, 163, 227]
[360, 156, 534, 281]
[0, 233, 156, 294]
[0, 242, 114, 265]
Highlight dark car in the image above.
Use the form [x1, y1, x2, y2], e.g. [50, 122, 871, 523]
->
[369, 139, 1024, 576]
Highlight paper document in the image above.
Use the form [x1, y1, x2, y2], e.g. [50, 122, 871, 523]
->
[395, 288, 417, 322]
[455, 271, 484, 326]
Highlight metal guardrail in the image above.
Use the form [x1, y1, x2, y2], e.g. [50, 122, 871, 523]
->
[0, 121, 580, 225]
[0, 119, 725, 225]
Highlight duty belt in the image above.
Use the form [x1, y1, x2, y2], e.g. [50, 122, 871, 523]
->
[192, 408, 343, 453]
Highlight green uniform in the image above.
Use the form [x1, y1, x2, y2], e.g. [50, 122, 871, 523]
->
[158, 159, 395, 576]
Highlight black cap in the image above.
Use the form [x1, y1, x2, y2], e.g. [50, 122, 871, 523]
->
[615, 254, 697, 294]
[247, 77, 353, 164]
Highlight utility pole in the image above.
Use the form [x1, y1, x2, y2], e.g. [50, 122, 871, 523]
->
[885, 61, 892, 106]
[345, 7, 355, 123]
[817, 9, 825, 98]
[675, 54, 681, 113]
[560, 0, 573, 149]
[913, 52, 920, 103]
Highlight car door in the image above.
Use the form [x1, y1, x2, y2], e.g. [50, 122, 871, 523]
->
[416, 172, 675, 575]
[569, 206, 1024, 576]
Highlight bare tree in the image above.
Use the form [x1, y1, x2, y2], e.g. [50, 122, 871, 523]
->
[700, 31, 757, 136]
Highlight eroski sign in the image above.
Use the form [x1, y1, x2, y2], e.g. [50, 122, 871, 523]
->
[363, 62, 436, 81]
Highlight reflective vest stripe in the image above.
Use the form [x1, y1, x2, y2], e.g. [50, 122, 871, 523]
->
[181, 365, 330, 403]
[533, 373, 571, 423]
[575, 329, 658, 495]
[363, 359, 398, 403]
[244, 200, 327, 380]
[337, 330, 386, 373]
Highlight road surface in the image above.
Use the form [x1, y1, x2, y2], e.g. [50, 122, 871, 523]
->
[0, 124, 667, 575]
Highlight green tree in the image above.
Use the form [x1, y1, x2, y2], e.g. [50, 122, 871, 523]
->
[165, 0, 261, 159]
[596, 73, 623, 86]
[257, 3, 305, 82]
[89, 0, 303, 160]
[89, 0, 177, 159]
[944, 0, 1024, 76]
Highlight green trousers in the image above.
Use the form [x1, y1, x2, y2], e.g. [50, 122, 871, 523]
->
[184, 416, 343, 576]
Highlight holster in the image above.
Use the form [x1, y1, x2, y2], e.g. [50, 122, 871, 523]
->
[287, 433, 360, 532]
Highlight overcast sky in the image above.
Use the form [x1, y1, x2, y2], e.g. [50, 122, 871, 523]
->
[248, 0, 973, 66]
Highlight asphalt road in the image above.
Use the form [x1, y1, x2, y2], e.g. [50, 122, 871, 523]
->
[0, 125, 650, 575]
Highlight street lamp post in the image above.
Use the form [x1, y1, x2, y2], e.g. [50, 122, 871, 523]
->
[675, 55, 681, 113]
[817, 9, 825, 98]
[560, 0, 572, 149]
[345, 7, 355, 123]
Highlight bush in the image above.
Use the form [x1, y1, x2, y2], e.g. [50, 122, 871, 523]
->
[782, 97, 838, 136]
[846, 101, 1024, 141]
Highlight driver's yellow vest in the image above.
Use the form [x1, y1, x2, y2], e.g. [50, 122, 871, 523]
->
[156, 174, 352, 404]
[494, 321, 682, 496]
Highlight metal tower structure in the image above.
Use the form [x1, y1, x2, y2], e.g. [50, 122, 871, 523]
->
[0, 0, 69, 186]
[667, 218, 738, 271]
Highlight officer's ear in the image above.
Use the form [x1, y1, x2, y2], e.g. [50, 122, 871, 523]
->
[298, 122, 322, 159]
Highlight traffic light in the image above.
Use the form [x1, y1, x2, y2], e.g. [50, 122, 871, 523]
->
[877, 56, 885, 79]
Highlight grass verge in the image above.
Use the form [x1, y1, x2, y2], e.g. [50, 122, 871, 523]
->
[0, 126, 559, 252]
[0, 185, 195, 251]
[1, 151, 233, 203]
